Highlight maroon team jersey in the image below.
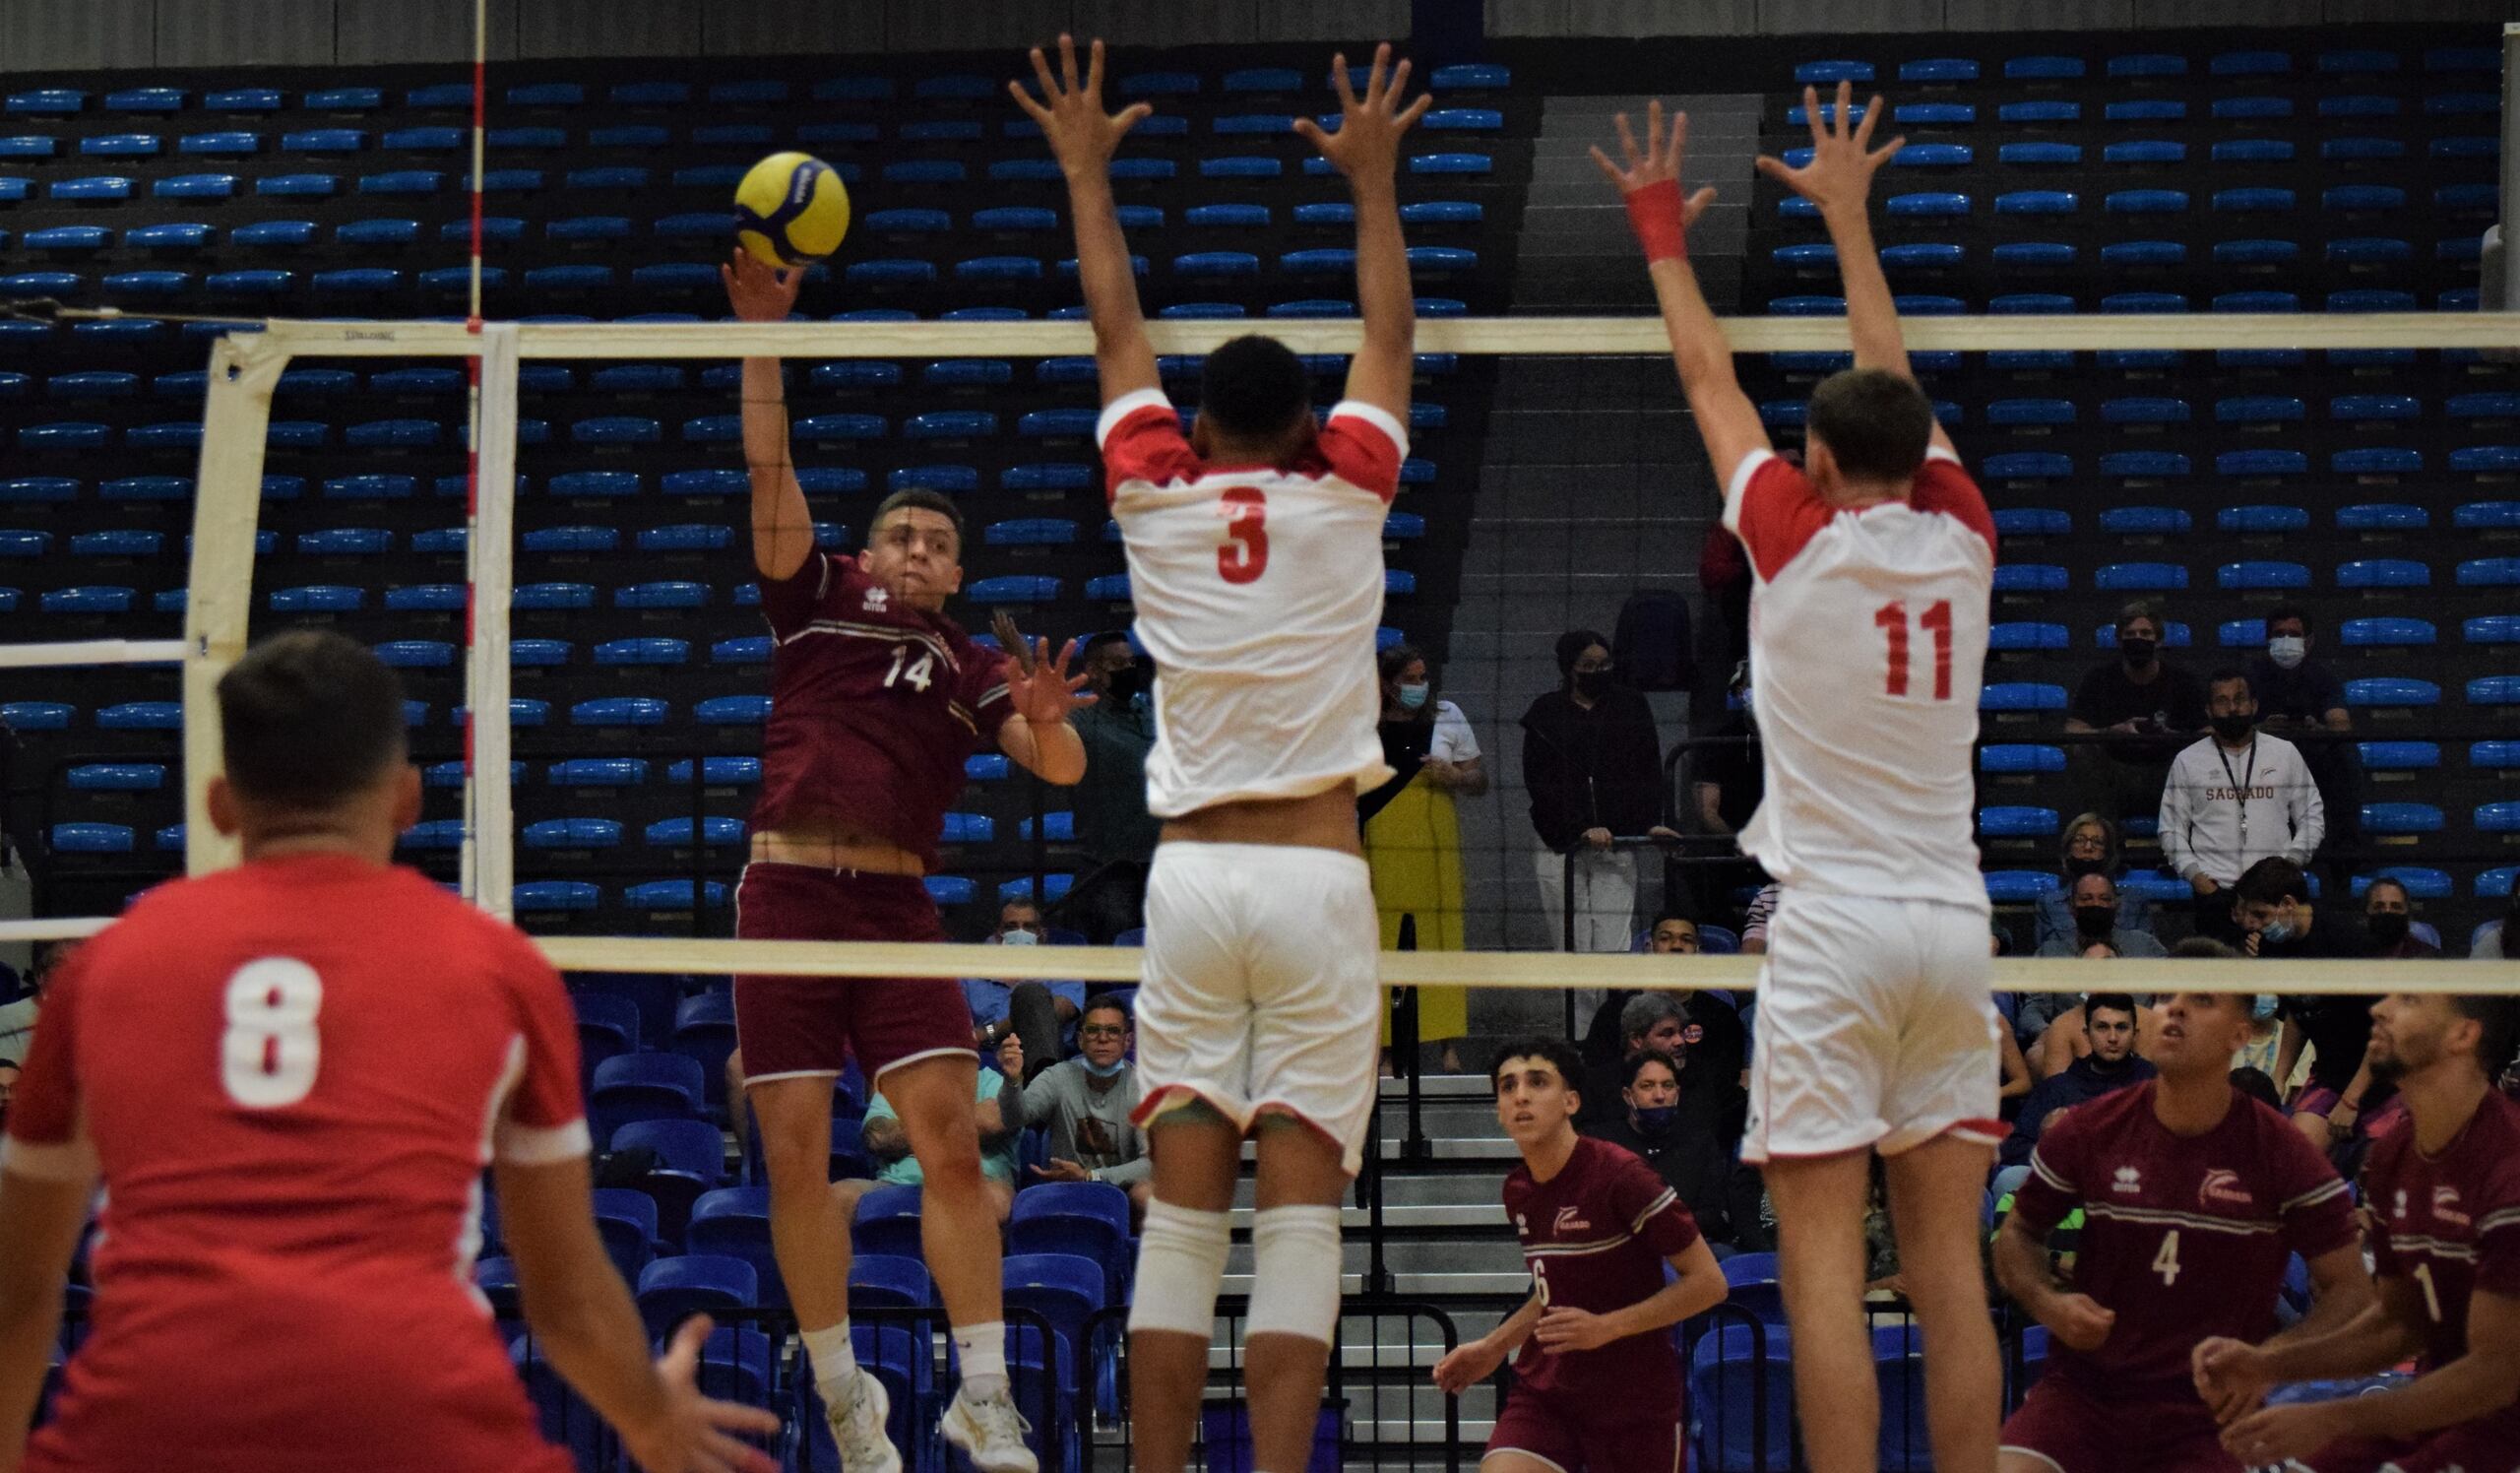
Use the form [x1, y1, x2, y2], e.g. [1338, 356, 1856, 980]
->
[2, 855, 587, 1473]
[2013, 1081, 2359, 1400]
[752, 549, 1012, 866]
[1503, 1135, 1702, 1410]
[2361, 1089, 2520, 1441]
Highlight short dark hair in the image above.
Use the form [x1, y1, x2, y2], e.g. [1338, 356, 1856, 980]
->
[1623, 1047, 1680, 1088]
[2364, 876, 2411, 905]
[2207, 668, 2253, 696]
[217, 630, 408, 810]
[1489, 1036, 1587, 1095]
[2086, 992, 2140, 1025]
[1805, 367, 1934, 483]
[2229, 1066, 2281, 1110]
[870, 486, 966, 550]
[2116, 599, 2163, 632]
[1554, 628, 1609, 674]
[2452, 993, 2520, 1076]
[1199, 334, 1311, 440]
[2265, 604, 2311, 636]
[2234, 857, 2308, 908]
[1080, 993, 1131, 1027]
[1082, 630, 1132, 660]
[1652, 909, 1697, 930]
[2172, 937, 2240, 960]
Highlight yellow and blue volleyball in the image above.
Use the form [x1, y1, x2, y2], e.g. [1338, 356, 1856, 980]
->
[733, 152, 850, 266]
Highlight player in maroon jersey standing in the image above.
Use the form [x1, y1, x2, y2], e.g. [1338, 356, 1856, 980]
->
[1991, 974, 2372, 1473]
[2197, 991, 2520, 1473]
[0, 632, 780, 1473]
[1433, 1037, 1726, 1472]
[724, 252, 1093, 1473]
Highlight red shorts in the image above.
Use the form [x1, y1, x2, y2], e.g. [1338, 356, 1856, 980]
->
[2000, 1376, 2236, 1473]
[732, 863, 975, 1082]
[2301, 1422, 2520, 1473]
[1485, 1385, 1680, 1473]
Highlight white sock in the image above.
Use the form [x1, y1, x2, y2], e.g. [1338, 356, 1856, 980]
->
[954, 1320, 1009, 1401]
[802, 1319, 858, 1401]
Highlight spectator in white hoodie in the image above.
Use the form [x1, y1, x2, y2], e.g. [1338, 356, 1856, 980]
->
[2159, 669, 2323, 942]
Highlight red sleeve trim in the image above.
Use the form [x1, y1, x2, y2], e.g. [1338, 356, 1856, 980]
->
[1910, 449, 1997, 554]
[1722, 450, 1833, 582]
[1098, 388, 1198, 505]
[1318, 401, 1407, 504]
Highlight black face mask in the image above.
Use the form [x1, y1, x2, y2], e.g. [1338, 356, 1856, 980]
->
[2063, 856, 2107, 879]
[2210, 713, 2255, 743]
[2119, 638, 2158, 666]
[2367, 913, 2410, 947]
[2073, 905, 2117, 940]
[1573, 670, 1613, 701]
[1103, 666, 1143, 705]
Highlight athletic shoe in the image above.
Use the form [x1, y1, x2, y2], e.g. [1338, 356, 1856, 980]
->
[827, 1368, 903, 1473]
[939, 1385, 1038, 1473]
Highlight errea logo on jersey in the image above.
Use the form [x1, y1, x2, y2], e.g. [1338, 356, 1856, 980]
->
[2112, 1167, 2144, 1194]
[862, 586, 889, 612]
[2199, 1169, 2254, 1209]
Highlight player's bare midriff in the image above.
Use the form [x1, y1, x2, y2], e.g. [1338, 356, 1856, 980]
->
[1162, 786, 1362, 858]
[750, 821, 924, 875]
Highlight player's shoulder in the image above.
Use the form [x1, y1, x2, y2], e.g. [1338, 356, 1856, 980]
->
[2073, 1077, 2157, 1134]
[2465, 1091, 2520, 1193]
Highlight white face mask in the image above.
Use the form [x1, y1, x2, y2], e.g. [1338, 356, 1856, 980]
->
[2266, 635, 2307, 671]
[999, 929, 1039, 946]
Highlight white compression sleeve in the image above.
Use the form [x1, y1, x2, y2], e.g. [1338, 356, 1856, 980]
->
[1242, 1204, 1343, 1344]
[1126, 1200, 1232, 1339]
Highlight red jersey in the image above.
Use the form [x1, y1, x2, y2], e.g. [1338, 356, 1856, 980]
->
[2361, 1089, 2520, 1441]
[2013, 1081, 2358, 1400]
[2, 855, 587, 1473]
[752, 549, 1011, 865]
[1502, 1135, 1701, 1410]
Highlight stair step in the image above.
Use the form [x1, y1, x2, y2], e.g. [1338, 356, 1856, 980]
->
[1221, 1270, 1534, 1296]
[1225, 1203, 1508, 1230]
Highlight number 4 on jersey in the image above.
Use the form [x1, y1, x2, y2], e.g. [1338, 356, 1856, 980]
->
[1874, 599, 1954, 700]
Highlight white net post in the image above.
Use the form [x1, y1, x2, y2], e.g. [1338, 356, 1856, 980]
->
[182, 331, 286, 878]
[465, 324, 522, 920]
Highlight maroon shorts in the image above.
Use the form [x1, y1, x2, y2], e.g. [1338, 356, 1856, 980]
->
[731, 863, 975, 1082]
[2000, 1377, 2236, 1473]
[2300, 1422, 2520, 1473]
[1486, 1386, 1679, 1473]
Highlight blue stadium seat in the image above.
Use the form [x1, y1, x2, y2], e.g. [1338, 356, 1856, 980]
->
[2346, 678, 2440, 708]
[2337, 559, 2428, 589]
[2218, 561, 2310, 591]
[1981, 683, 2067, 712]
[2459, 558, 2520, 588]
[2217, 506, 2310, 535]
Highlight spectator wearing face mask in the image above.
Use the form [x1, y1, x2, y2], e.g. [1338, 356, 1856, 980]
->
[2023, 871, 2166, 1050]
[2362, 876, 2439, 959]
[1061, 631, 1161, 943]
[2159, 670, 2324, 938]
[1583, 1047, 1768, 1254]
[2064, 600, 2208, 828]
[2032, 813, 2154, 951]
[2471, 866, 2520, 958]
[1579, 915, 1750, 1112]
[2230, 858, 2387, 1149]
[1011, 993, 1153, 1221]
[1361, 643, 1483, 1072]
[964, 899, 1087, 1082]
[2001, 992, 2157, 1166]
[1520, 629, 1676, 953]
[2245, 606, 2361, 873]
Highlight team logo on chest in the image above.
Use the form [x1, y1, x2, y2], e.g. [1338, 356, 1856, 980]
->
[2199, 1169, 2254, 1209]
[1554, 1205, 1592, 1234]
[2432, 1185, 2471, 1229]
[862, 585, 890, 612]
[2112, 1166, 2144, 1195]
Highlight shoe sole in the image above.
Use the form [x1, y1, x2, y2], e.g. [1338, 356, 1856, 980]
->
[830, 1374, 904, 1473]
[939, 1401, 1039, 1473]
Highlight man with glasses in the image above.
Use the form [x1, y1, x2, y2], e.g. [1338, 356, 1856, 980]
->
[1520, 629, 1678, 953]
[1010, 994, 1153, 1221]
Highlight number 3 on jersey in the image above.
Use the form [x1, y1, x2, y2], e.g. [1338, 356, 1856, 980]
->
[220, 957, 324, 1109]
[1874, 599, 1954, 701]
[1216, 487, 1269, 584]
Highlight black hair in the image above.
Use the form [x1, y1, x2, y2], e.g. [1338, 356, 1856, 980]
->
[217, 630, 409, 810]
[2229, 1066, 2281, 1110]
[1081, 630, 1132, 659]
[1198, 335, 1312, 441]
[1080, 993, 1132, 1026]
[1378, 642, 1437, 719]
[2364, 876, 2411, 905]
[2206, 668, 2253, 697]
[1651, 909, 1699, 932]
[2172, 937, 2240, 960]
[1554, 628, 1609, 675]
[869, 486, 966, 551]
[1804, 367, 1934, 483]
[2234, 857, 2309, 909]
[2265, 603, 2312, 637]
[2452, 993, 2520, 1077]
[1489, 1036, 1588, 1096]
[2116, 599, 2164, 633]
[1622, 1047, 1680, 1088]
[2085, 992, 2141, 1026]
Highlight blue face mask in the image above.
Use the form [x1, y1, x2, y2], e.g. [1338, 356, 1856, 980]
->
[1083, 1056, 1128, 1079]
[2258, 918, 2298, 946]
[1396, 682, 1429, 711]
[1631, 1104, 1678, 1134]
[2251, 994, 2280, 1021]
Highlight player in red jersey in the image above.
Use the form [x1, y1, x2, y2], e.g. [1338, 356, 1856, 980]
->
[0, 632, 779, 1473]
[1991, 969, 2371, 1473]
[2198, 991, 2520, 1473]
[1433, 1037, 1726, 1473]
[724, 251, 1093, 1473]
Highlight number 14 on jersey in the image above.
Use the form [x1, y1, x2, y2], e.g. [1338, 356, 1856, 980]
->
[1874, 599, 1954, 701]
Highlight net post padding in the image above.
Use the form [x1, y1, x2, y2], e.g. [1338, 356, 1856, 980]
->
[183, 332, 285, 878]
[465, 324, 523, 920]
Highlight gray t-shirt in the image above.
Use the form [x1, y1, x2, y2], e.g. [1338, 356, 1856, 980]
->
[1014, 1058, 1149, 1185]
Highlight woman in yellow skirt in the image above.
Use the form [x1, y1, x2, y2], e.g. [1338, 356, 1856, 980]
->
[1361, 645, 1485, 1073]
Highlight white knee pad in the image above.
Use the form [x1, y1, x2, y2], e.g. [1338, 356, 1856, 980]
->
[1242, 1204, 1343, 1345]
[1126, 1200, 1231, 1339]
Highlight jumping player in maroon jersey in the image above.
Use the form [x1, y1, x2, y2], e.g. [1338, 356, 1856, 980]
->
[724, 251, 1093, 1473]
[2198, 991, 2520, 1473]
[1991, 968, 2371, 1473]
[1433, 1037, 1726, 1473]
[0, 632, 780, 1473]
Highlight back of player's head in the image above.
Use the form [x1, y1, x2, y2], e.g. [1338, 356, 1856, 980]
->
[1804, 367, 1934, 484]
[1488, 1035, 1585, 1094]
[870, 486, 966, 554]
[217, 631, 409, 811]
[2451, 993, 2520, 1076]
[2085, 991, 2140, 1026]
[2234, 857, 2308, 909]
[1198, 335, 1312, 442]
[2229, 1066, 2281, 1110]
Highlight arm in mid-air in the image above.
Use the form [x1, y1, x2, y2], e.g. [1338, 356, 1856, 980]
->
[1293, 45, 1430, 425]
[1591, 104, 1765, 495]
[722, 250, 816, 582]
[991, 629, 1091, 786]
[1013, 34, 1159, 408]
[0, 1159, 91, 1471]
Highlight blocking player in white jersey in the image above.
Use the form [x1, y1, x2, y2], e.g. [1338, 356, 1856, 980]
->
[1011, 35, 1426, 1473]
[1595, 84, 2003, 1473]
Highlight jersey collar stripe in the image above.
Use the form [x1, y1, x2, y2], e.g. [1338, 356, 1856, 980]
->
[1525, 1233, 1639, 1258]
[0, 1133, 96, 1183]
[1630, 1187, 1679, 1235]
[2386, 1234, 2480, 1261]
[2028, 1153, 2075, 1195]
[2477, 1206, 2520, 1235]
[2083, 1204, 2281, 1236]
[2280, 1179, 2350, 1213]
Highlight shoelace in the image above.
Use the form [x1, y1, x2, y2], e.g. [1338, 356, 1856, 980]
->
[961, 1390, 1034, 1447]
[833, 1376, 893, 1465]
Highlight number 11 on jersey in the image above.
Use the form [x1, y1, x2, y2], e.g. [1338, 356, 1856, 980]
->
[1874, 599, 1954, 701]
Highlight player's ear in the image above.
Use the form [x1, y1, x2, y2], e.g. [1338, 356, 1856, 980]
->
[206, 775, 242, 837]
[1188, 413, 1214, 458]
[389, 764, 424, 833]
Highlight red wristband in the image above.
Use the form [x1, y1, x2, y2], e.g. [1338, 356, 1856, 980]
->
[1623, 178, 1689, 264]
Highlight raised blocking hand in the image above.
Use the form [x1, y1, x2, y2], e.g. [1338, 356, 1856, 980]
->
[1292, 43, 1432, 183]
[721, 245, 802, 324]
[1009, 34, 1151, 181]
[1754, 79, 1904, 219]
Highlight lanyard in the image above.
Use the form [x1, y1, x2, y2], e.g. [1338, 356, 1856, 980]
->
[2215, 736, 2259, 851]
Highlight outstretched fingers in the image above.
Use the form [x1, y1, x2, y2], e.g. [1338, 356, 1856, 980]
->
[1854, 89, 1886, 149]
[1027, 44, 1060, 102]
[1587, 144, 1628, 189]
[1664, 104, 1688, 173]
[1330, 51, 1357, 111]
[1364, 42, 1391, 106]
[1085, 36, 1106, 97]
[1398, 91, 1431, 129]
[1057, 32, 1081, 93]
[1613, 110, 1643, 172]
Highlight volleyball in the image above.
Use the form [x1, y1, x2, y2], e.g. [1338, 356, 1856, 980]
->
[732, 151, 851, 267]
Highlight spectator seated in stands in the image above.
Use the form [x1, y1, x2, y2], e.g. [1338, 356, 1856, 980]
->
[1580, 915, 1749, 1115]
[2474, 867, 2519, 959]
[964, 897, 1084, 1082]
[2246, 604, 2361, 862]
[1583, 1047, 1766, 1256]
[1008, 993, 1152, 1220]
[1738, 882, 1780, 954]
[839, 1042, 1027, 1223]
[2235, 858, 2385, 1153]
[2065, 599, 2207, 828]
[2031, 812, 2154, 952]
[2362, 875, 2439, 960]
[2160, 670, 2324, 940]
[1060, 632, 1160, 943]
[2002, 992, 2156, 1166]
[2023, 871, 2164, 1066]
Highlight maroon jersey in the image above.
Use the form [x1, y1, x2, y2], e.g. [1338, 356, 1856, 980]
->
[1, 855, 585, 1473]
[753, 549, 1011, 866]
[2361, 1089, 2520, 1441]
[2013, 1081, 2358, 1400]
[1503, 1135, 1701, 1409]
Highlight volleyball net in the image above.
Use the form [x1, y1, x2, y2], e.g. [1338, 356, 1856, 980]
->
[7, 309, 2520, 1002]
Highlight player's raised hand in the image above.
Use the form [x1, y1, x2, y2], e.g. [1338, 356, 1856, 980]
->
[622, 1315, 782, 1473]
[1754, 79, 1904, 219]
[2190, 1336, 2275, 1423]
[1430, 1335, 1506, 1395]
[2038, 1291, 2116, 1353]
[1008, 636, 1097, 726]
[721, 245, 802, 324]
[1587, 100, 1718, 224]
[1010, 34, 1151, 181]
[1292, 44, 1432, 183]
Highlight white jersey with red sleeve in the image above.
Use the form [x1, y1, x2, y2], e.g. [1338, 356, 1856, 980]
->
[1097, 387, 1399, 818]
[1721, 447, 1996, 907]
